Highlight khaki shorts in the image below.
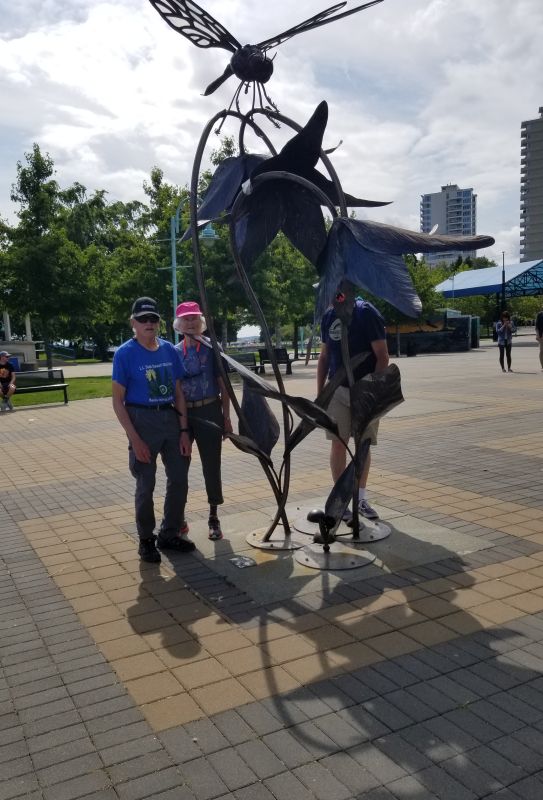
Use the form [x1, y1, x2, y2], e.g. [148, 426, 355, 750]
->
[325, 385, 379, 444]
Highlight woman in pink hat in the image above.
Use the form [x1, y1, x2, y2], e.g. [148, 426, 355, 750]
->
[174, 301, 233, 540]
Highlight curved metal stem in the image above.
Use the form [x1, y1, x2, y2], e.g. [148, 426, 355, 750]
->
[188, 109, 288, 529]
[228, 169, 339, 540]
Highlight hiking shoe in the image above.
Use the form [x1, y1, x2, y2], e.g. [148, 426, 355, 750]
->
[138, 536, 161, 563]
[358, 499, 379, 520]
[157, 534, 195, 553]
[208, 516, 223, 541]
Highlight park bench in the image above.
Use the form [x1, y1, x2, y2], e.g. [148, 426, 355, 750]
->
[14, 368, 69, 404]
[258, 347, 295, 375]
[225, 351, 260, 373]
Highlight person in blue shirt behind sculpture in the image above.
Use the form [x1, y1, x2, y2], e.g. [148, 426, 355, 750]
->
[317, 293, 389, 523]
[112, 297, 193, 563]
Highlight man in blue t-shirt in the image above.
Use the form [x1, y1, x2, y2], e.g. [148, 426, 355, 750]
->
[317, 294, 389, 521]
[112, 297, 193, 563]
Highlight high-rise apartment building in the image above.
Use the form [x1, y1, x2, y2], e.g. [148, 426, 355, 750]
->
[420, 184, 477, 266]
[520, 107, 543, 262]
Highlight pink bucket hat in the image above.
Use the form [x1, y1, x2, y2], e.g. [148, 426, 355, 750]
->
[176, 301, 203, 317]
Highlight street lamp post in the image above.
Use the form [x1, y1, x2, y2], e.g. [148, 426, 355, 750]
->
[501, 251, 506, 312]
[170, 206, 183, 344]
[164, 199, 220, 343]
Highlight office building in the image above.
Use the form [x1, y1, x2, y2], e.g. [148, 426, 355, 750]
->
[420, 184, 477, 266]
[520, 107, 543, 262]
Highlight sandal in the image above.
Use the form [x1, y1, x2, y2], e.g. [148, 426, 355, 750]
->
[208, 516, 223, 541]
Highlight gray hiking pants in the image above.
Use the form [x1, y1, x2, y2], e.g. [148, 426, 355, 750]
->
[127, 406, 189, 541]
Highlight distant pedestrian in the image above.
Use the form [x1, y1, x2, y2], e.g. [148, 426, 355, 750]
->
[112, 297, 193, 563]
[496, 310, 515, 373]
[174, 301, 233, 541]
[0, 351, 16, 412]
[535, 308, 543, 371]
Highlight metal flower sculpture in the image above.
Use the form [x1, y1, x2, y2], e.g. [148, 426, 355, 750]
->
[182, 102, 389, 243]
[150, 0, 496, 551]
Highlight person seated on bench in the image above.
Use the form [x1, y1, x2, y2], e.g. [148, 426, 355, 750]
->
[0, 351, 16, 412]
[174, 300, 233, 541]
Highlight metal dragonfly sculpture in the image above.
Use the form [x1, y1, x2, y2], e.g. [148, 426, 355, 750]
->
[148, 0, 383, 113]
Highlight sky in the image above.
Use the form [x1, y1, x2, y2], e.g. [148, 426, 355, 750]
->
[1, 0, 542, 270]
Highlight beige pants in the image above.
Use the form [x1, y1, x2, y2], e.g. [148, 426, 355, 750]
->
[325, 385, 380, 444]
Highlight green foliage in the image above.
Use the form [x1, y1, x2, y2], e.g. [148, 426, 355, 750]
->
[6, 139, 519, 357]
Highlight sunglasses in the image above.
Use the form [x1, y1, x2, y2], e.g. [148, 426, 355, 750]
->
[135, 314, 160, 323]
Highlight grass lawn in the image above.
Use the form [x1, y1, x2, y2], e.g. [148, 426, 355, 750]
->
[12, 376, 112, 408]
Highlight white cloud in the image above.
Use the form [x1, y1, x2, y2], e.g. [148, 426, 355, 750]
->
[1, 0, 542, 265]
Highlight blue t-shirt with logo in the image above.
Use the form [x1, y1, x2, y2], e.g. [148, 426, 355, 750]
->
[321, 299, 386, 385]
[112, 338, 186, 405]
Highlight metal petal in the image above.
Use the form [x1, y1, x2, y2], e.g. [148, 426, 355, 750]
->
[281, 185, 328, 265]
[231, 183, 283, 266]
[307, 169, 390, 208]
[251, 101, 328, 180]
[346, 217, 495, 255]
[316, 219, 422, 318]
[182, 154, 267, 241]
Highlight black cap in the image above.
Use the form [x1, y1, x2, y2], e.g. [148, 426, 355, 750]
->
[131, 297, 160, 318]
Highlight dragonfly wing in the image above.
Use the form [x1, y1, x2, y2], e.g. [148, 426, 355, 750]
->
[148, 0, 241, 51]
[257, 0, 382, 50]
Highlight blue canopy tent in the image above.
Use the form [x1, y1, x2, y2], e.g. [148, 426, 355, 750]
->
[435, 259, 543, 300]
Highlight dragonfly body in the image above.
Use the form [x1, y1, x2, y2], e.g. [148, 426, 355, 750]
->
[232, 46, 274, 85]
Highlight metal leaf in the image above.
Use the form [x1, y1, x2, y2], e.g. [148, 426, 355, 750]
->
[240, 382, 280, 457]
[284, 352, 371, 457]
[323, 460, 355, 529]
[350, 363, 404, 442]
[226, 431, 274, 467]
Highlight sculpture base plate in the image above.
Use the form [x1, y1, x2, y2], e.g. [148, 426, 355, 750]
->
[246, 528, 305, 551]
[344, 520, 391, 543]
[294, 542, 376, 571]
[293, 512, 391, 543]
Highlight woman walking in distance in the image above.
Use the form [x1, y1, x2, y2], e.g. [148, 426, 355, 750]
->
[496, 310, 515, 373]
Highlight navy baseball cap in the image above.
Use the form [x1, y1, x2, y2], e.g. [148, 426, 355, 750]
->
[131, 297, 160, 318]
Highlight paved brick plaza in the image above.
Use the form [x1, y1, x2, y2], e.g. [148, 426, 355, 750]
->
[2, 339, 543, 799]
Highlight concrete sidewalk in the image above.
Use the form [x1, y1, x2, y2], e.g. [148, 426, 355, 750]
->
[2, 341, 543, 799]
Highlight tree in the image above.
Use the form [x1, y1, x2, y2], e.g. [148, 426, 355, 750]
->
[5, 144, 91, 367]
